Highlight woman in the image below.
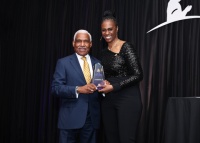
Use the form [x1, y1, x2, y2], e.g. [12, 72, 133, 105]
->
[98, 10, 143, 143]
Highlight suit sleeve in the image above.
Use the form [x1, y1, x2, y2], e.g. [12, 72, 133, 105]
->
[51, 59, 77, 98]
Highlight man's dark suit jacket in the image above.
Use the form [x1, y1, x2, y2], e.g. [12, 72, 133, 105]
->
[51, 53, 100, 129]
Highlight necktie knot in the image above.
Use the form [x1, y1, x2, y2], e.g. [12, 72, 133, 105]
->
[81, 56, 86, 61]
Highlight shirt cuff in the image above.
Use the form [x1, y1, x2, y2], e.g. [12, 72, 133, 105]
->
[75, 86, 79, 98]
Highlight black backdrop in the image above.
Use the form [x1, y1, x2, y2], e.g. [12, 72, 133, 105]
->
[1, 0, 200, 143]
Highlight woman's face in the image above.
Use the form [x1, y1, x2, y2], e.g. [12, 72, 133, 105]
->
[101, 19, 118, 43]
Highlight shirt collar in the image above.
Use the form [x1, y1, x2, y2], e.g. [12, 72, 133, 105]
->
[76, 53, 89, 59]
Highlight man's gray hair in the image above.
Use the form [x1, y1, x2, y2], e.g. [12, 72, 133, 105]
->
[73, 29, 92, 42]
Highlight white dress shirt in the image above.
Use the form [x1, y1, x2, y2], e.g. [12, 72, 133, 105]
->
[76, 53, 93, 78]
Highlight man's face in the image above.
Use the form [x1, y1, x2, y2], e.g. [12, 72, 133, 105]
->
[73, 33, 92, 56]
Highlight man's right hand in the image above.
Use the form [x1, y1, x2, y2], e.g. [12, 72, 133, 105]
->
[77, 83, 97, 94]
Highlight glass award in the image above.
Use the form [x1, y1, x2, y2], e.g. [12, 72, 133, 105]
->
[92, 63, 105, 90]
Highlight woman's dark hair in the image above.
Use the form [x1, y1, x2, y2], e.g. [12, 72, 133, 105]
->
[101, 10, 118, 26]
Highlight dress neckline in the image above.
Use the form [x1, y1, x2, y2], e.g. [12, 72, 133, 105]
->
[107, 42, 127, 54]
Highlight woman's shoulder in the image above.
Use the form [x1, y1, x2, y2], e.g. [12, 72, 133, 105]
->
[121, 41, 135, 52]
[122, 41, 134, 47]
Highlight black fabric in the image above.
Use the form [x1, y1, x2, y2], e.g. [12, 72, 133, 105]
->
[100, 42, 143, 91]
[163, 97, 200, 143]
[101, 86, 142, 143]
[100, 38, 143, 142]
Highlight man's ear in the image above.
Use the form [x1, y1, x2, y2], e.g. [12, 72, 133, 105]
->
[72, 41, 75, 47]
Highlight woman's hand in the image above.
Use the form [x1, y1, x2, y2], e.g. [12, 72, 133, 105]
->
[104, 80, 110, 85]
[98, 84, 113, 94]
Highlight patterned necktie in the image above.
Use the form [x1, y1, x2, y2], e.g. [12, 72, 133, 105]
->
[81, 56, 91, 84]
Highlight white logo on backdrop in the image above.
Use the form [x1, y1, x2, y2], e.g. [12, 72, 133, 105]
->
[147, 0, 200, 33]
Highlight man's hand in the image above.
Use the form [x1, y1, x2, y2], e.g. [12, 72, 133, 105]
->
[77, 83, 97, 94]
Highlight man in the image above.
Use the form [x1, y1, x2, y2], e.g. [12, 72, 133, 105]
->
[51, 29, 100, 143]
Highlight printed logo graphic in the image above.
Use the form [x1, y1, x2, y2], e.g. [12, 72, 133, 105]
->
[147, 0, 200, 33]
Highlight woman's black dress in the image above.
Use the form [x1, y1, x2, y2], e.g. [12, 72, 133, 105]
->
[100, 42, 143, 143]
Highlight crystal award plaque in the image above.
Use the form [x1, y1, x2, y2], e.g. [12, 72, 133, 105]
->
[92, 63, 105, 90]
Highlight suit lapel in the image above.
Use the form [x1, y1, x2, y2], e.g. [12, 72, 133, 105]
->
[69, 54, 85, 82]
